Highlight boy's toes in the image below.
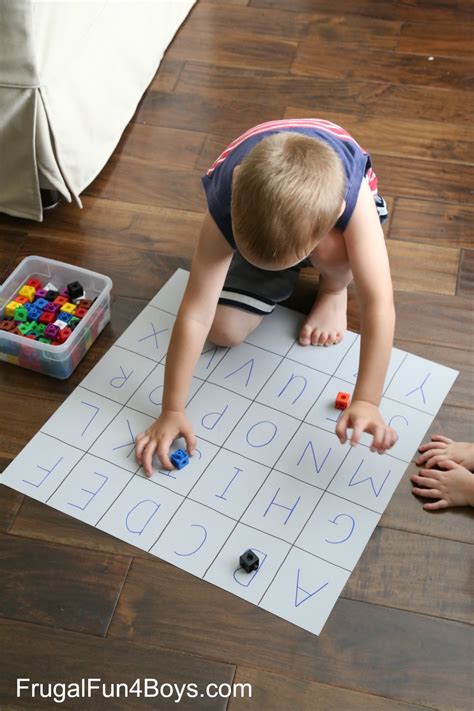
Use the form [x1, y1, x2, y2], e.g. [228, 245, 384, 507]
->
[299, 323, 313, 346]
[324, 330, 338, 346]
[317, 330, 328, 345]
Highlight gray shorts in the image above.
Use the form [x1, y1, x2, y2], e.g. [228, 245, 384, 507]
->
[219, 194, 388, 315]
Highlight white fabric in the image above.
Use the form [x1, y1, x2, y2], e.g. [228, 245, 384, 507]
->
[0, 0, 196, 220]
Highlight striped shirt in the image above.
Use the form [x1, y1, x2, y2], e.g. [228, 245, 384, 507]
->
[202, 118, 379, 251]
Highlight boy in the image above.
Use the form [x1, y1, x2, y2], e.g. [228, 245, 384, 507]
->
[136, 118, 397, 475]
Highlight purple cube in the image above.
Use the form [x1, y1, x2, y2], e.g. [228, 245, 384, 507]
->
[60, 288, 70, 298]
[44, 324, 60, 340]
[44, 302, 59, 314]
[36, 289, 48, 299]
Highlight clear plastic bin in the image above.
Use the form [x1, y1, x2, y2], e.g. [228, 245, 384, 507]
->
[0, 256, 112, 379]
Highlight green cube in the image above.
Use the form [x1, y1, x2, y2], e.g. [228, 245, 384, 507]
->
[18, 322, 33, 335]
[38, 337, 51, 344]
[14, 306, 28, 322]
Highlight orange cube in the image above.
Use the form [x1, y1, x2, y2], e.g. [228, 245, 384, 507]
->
[335, 392, 350, 410]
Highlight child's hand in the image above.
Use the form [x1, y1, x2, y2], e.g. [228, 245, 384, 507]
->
[135, 410, 196, 477]
[411, 460, 474, 510]
[336, 400, 397, 453]
[416, 435, 474, 471]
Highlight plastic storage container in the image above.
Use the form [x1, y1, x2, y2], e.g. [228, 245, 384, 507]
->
[0, 256, 112, 379]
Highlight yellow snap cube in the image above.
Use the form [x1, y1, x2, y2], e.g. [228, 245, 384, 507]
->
[19, 285, 36, 302]
[60, 302, 76, 314]
[5, 300, 22, 317]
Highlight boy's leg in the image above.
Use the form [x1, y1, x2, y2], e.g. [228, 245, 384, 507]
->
[208, 250, 300, 348]
[208, 305, 263, 347]
[302, 226, 352, 346]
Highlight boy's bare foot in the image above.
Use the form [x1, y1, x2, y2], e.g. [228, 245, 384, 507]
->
[299, 282, 347, 347]
[416, 435, 474, 471]
[411, 460, 474, 510]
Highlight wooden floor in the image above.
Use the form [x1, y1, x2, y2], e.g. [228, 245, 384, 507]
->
[1, 1, 473, 709]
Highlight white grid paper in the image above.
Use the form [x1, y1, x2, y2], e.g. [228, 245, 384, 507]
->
[0, 270, 458, 636]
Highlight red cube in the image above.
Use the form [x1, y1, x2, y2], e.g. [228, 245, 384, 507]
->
[58, 326, 72, 343]
[39, 311, 55, 324]
[27, 278, 42, 290]
[335, 392, 351, 410]
[74, 307, 88, 319]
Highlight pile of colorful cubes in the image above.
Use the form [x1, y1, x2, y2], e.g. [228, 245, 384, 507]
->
[0, 278, 93, 346]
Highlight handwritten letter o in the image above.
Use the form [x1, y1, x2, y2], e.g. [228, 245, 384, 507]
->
[246, 420, 277, 448]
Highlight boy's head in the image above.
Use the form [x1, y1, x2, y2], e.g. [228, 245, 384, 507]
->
[231, 132, 345, 270]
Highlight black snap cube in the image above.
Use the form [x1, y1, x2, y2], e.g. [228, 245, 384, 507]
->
[239, 549, 259, 573]
[45, 289, 59, 302]
[67, 281, 84, 300]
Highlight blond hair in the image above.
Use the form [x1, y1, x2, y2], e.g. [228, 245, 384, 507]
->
[231, 132, 345, 266]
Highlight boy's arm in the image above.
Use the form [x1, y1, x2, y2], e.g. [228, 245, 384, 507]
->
[336, 178, 397, 451]
[136, 211, 233, 473]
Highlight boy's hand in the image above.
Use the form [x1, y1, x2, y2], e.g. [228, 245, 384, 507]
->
[411, 460, 474, 510]
[336, 400, 397, 453]
[135, 410, 196, 477]
[416, 435, 474, 471]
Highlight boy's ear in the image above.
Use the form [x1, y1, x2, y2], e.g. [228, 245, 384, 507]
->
[233, 165, 241, 175]
[338, 200, 346, 218]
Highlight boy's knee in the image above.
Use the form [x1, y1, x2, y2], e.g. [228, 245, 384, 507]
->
[208, 321, 246, 348]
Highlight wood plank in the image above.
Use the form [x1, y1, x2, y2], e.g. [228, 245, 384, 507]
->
[183, 2, 312, 41]
[175, 62, 473, 124]
[304, 13, 403, 50]
[386, 240, 459, 295]
[389, 199, 474, 249]
[229, 666, 428, 711]
[202, 0, 249, 4]
[0, 487, 23, 533]
[0, 619, 235, 710]
[149, 58, 184, 92]
[9, 498, 153, 560]
[398, 21, 474, 58]
[167, 27, 297, 73]
[292, 39, 474, 92]
[250, 0, 474, 23]
[108, 559, 472, 710]
[4, 196, 204, 257]
[112, 121, 206, 170]
[389, 292, 474, 349]
[372, 154, 474, 204]
[381, 460, 474, 545]
[344, 527, 473, 624]
[0, 228, 28, 281]
[85, 159, 205, 212]
[12, 233, 191, 301]
[0, 534, 131, 635]
[295, 272, 473, 351]
[457, 249, 474, 297]
[0, 390, 62, 468]
[284, 107, 474, 165]
[135, 87, 286, 138]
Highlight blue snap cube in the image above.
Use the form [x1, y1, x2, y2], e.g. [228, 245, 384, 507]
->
[34, 297, 49, 310]
[170, 448, 189, 470]
[28, 307, 43, 322]
[57, 311, 73, 323]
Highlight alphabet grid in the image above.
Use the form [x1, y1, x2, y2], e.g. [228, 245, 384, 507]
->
[0, 270, 458, 635]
